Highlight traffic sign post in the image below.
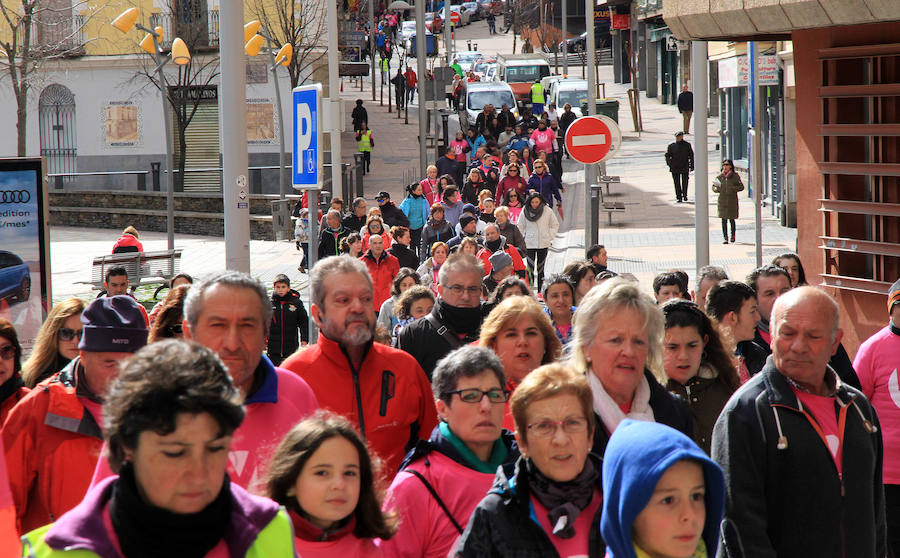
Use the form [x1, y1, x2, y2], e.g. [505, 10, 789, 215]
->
[565, 115, 622, 244]
[293, 83, 323, 342]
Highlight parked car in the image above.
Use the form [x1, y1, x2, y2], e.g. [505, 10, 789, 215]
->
[558, 21, 611, 53]
[450, 5, 471, 26]
[0, 251, 30, 304]
[425, 12, 443, 33]
[458, 81, 518, 132]
[473, 58, 497, 79]
[398, 21, 417, 43]
[454, 50, 483, 72]
[548, 78, 589, 117]
[462, 1, 481, 20]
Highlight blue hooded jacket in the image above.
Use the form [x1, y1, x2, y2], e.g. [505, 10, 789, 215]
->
[601, 419, 725, 558]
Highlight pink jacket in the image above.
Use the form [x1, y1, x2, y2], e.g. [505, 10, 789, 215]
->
[295, 535, 383, 557]
[854, 325, 900, 484]
[91, 359, 318, 493]
[380, 451, 496, 558]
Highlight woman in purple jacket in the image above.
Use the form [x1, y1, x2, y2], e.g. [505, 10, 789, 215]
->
[526, 159, 562, 209]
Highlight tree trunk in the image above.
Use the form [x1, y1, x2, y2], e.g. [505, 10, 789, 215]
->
[15, 83, 27, 157]
[176, 134, 187, 192]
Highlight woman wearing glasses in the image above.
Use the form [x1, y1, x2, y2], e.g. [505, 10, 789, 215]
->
[570, 278, 693, 457]
[495, 163, 527, 205]
[381, 346, 518, 558]
[0, 318, 29, 424]
[22, 298, 86, 388]
[456, 363, 604, 557]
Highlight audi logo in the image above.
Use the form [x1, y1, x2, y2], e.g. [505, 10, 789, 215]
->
[0, 190, 31, 204]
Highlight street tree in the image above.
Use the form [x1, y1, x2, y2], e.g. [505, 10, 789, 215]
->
[247, 0, 326, 89]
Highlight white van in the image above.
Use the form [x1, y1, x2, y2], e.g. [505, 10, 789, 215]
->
[548, 79, 590, 117]
[458, 81, 518, 132]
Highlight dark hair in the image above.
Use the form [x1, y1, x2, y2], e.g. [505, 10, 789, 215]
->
[104, 340, 245, 472]
[169, 273, 193, 288]
[771, 252, 808, 286]
[695, 266, 728, 292]
[148, 285, 191, 343]
[661, 300, 740, 391]
[653, 271, 687, 296]
[745, 264, 791, 294]
[390, 225, 410, 241]
[442, 185, 459, 201]
[542, 274, 575, 302]
[595, 270, 619, 282]
[562, 261, 594, 289]
[721, 159, 735, 169]
[105, 265, 128, 283]
[432, 346, 506, 404]
[0, 318, 22, 374]
[390, 267, 421, 297]
[586, 244, 605, 261]
[341, 233, 362, 253]
[490, 276, 531, 303]
[394, 285, 435, 320]
[266, 410, 398, 540]
[273, 273, 291, 286]
[705, 280, 756, 321]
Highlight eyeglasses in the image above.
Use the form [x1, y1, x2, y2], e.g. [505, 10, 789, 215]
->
[0, 345, 15, 361]
[442, 388, 510, 404]
[526, 416, 589, 438]
[58, 328, 83, 342]
[509, 169, 518, 173]
[444, 285, 482, 296]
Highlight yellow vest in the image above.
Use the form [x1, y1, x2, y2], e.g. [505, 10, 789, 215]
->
[357, 130, 373, 152]
[531, 82, 545, 103]
[381, 58, 389, 72]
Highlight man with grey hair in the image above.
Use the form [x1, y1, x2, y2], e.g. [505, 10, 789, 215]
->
[181, 270, 319, 489]
[318, 208, 350, 259]
[399, 253, 490, 379]
[342, 196, 368, 233]
[282, 256, 437, 474]
[691, 265, 728, 311]
[476, 222, 526, 280]
[712, 287, 885, 557]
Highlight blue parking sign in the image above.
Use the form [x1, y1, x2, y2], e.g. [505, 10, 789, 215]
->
[293, 84, 323, 188]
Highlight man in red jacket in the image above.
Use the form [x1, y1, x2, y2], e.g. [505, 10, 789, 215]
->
[360, 234, 400, 312]
[476, 223, 527, 280]
[282, 256, 438, 474]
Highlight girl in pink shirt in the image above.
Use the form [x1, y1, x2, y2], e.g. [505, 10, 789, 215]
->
[266, 411, 398, 558]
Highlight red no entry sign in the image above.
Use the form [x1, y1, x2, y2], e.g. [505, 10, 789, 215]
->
[565, 115, 622, 164]
[450, 12, 461, 25]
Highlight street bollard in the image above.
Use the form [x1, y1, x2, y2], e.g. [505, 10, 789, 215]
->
[342, 163, 352, 203]
[151, 162, 161, 192]
[590, 184, 602, 247]
[354, 153, 365, 198]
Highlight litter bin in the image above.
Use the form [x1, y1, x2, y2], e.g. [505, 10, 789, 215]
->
[270, 199, 294, 241]
[595, 98, 620, 124]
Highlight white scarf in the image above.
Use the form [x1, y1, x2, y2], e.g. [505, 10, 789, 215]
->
[588, 369, 655, 435]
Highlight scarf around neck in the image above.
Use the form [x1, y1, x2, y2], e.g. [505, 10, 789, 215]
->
[110, 463, 232, 558]
[523, 200, 545, 222]
[587, 368, 654, 435]
[527, 457, 599, 539]
[439, 421, 507, 474]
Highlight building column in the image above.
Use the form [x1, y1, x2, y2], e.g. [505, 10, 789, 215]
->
[612, 30, 623, 83]
[637, 22, 647, 91]
[646, 34, 658, 98]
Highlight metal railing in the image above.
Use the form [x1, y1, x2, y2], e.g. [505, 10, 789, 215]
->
[149, 10, 220, 49]
[29, 14, 86, 53]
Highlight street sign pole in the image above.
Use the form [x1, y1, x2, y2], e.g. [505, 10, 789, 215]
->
[293, 84, 323, 342]
[584, 0, 598, 252]
[416, 2, 427, 173]
[692, 40, 709, 271]
[562, 0, 568, 75]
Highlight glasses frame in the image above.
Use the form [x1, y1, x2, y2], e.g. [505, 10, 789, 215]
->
[0, 345, 15, 361]
[526, 416, 589, 438]
[442, 387, 510, 404]
[444, 284, 482, 296]
[58, 327, 84, 342]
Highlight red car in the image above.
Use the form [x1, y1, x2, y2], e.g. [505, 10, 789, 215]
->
[425, 12, 443, 33]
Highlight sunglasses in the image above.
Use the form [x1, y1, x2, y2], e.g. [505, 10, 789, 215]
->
[0, 345, 15, 361]
[58, 328, 84, 342]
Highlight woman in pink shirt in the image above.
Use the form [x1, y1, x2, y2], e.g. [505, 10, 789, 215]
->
[419, 165, 440, 206]
[267, 411, 397, 558]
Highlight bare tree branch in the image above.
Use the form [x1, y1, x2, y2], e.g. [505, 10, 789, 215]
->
[248, 0, 327, 89]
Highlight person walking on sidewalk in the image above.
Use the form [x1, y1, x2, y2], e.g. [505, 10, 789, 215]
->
[392, 68, 406, 109]
[712, 159, 744, 244]
[356, 122, 374, 174]
[677, 84, 694, 135]
[665, 131, 694, 203]
[352, 99, 368, 132]
[517, 192, 559, 292]
[406, 65, 417, 103]
[486, 10, 496, 34]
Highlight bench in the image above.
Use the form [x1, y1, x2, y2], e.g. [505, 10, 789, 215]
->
[598, 175, 621, 197]
[601, 202, 626, 225]
[81, 249, 183, 292]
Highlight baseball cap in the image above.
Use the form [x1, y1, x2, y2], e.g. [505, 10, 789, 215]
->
[675, 131, 684, 137]
[376, 191, 390, 201]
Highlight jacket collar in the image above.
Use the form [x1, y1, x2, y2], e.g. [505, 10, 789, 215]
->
[45, 357, 103, 440]
[399, 424, 518, 471]
[43, 477, 280, 558]
[761, 359, 854, 409]
[363, 249, 388, 263]
[315, 333, 373, 371]
[244, 354, 279, 405]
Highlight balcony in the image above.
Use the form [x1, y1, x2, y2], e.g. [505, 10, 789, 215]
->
[636, 0, 662, 17]
[149, 10, 220, 51]
[30, 14, 86, 57]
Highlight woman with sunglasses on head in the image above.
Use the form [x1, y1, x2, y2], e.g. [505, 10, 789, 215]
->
[380, 346, 518, 558]
[148, 284, 191, 343]
[0, 318, 29, 424]
[22, 298, 86, 388]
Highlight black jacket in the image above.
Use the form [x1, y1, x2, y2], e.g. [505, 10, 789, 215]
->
[398, 301, 488, 379]
[497, 109, 517, 131]
[737, 340, 769, 377]
[752, 328, 862, 390]
[559, 110, 577, 133]
[455, 455, 605, 557]
[677, 90, 694, 113]
[380, 201, 411, 228]
[475, 111, 499, 138]
[497, 221, 527, 255]
[591, 369, 693, 457]
[448, 232, 483, 252]
[421, 219, 455, 258]
[711, 360, 886, 558]
[351, 105, 368, 130]
[343, 213, 366, 234]
[665, 140, 694, 172]
[389, 243, 419, 270]
[436, 155, 463, 187]
[318, 226, 350, 259]
[267, 290, 309, 355]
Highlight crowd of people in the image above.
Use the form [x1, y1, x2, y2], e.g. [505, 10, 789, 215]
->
[0, 234, 896, 556]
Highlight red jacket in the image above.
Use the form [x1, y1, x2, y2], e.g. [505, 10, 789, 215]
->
[360, 250, 400, 311]
[2, 359, 102, 534]
[361, 231, 393, 252]
[0, 382, 29, 427]
[111, 234, 143, 254]
[282, 335, 438, 475]
[476, 241, 527, 276]
[495, 176, 527, 203]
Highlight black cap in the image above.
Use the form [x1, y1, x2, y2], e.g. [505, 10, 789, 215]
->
[675, 131, 684, 137]
[376, 191, 390, 200]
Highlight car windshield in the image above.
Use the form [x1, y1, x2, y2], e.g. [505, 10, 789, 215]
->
[458, 53, 480, 62]
[558, 89, 588, 107]
[425, 13, 434, 20]
[468, 90, 515, 110]
[505, 64, 550, 83]
[402, 22, 416, 29]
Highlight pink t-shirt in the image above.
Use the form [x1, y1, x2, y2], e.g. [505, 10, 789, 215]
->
[854, 325, 900, 483]
[507, 206, 523, 224]
[792, 387, 842, 476]
[531, 487, 601, 558]
[296, 535, 383, 557]
[530, 129, 557, 155]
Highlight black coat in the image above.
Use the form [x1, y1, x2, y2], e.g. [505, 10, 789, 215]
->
[677, 90, 694, 113]
[420, 219, 454, 258]
[711, 360, 886, 558]
[318, 226, 350, 259]
[436, 155, 463, 187]
[267, 290, 309, 355]
[497, 109, 517, 131]
[397, 301, 488, 379]
[559, 110, 577, 133]
[590, 369, 694, 457]
[665, 140, 694, 172]
[343, 213, 366, 234]
[738, 340, 769, 377]
[456, 455, 606, 557]
[351, 105, 368, 130]
[389, 243, 419, 270]
[380, 201, 411, 228]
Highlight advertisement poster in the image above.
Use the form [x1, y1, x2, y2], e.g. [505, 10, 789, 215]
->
[0, 158, 50, 355]
[104, 101, 140, 147]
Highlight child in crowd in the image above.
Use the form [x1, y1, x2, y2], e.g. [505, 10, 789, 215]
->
[266, 411, 397, 557]
[295, 208, 310, 272]
[653, 271, 689, 305]
[392, 285, 435, 343]
[601, 420, 725, 558]
[266, 274, 308, 366]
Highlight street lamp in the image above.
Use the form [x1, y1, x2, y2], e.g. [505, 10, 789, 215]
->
[243, 21, 294, 200]
[111, 7, 191, 253]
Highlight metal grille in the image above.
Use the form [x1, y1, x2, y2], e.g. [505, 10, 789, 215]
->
[39, 84, 77, 181]
[172, 99, 221, 192]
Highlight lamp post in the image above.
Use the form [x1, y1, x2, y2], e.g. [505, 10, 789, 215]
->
[112, 8, 191, 252]
[244, 22, 294, 200]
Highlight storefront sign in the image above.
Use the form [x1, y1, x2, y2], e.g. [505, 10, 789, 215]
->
[718, 55, 779, 88]
[611, 14, 630, 29]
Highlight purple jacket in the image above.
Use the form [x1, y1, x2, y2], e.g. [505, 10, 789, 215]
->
[526, 172, 562, 208]
[42, 476, 283, 557]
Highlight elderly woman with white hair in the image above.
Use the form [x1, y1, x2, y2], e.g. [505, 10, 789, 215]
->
[569, 277, 693, 456]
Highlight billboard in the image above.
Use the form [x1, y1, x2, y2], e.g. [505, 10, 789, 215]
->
[0, 158, 51, 354]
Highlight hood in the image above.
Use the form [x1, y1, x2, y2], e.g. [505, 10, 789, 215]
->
[399, 424, 519, 471]
[600, 420, 725, 558]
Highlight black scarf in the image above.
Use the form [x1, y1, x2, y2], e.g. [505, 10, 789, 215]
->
[0, 374, 23, 404]
[486, 237, 503, 252]
[110, 463, 233, 558]
[526, 457, 599, 539]
[523, 197, 545, 222]
[438, 301, 483, 335]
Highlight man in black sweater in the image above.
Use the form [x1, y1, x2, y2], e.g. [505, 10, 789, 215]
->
[665, 131, 694, 203]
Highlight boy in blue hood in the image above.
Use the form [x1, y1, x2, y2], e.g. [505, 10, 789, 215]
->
[601, 420, 725, 558]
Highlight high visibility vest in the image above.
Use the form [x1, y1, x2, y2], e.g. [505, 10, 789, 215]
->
[357, 130, 373, 152]
[381, 58, 389, 72]
[531, 82, 545, 103]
